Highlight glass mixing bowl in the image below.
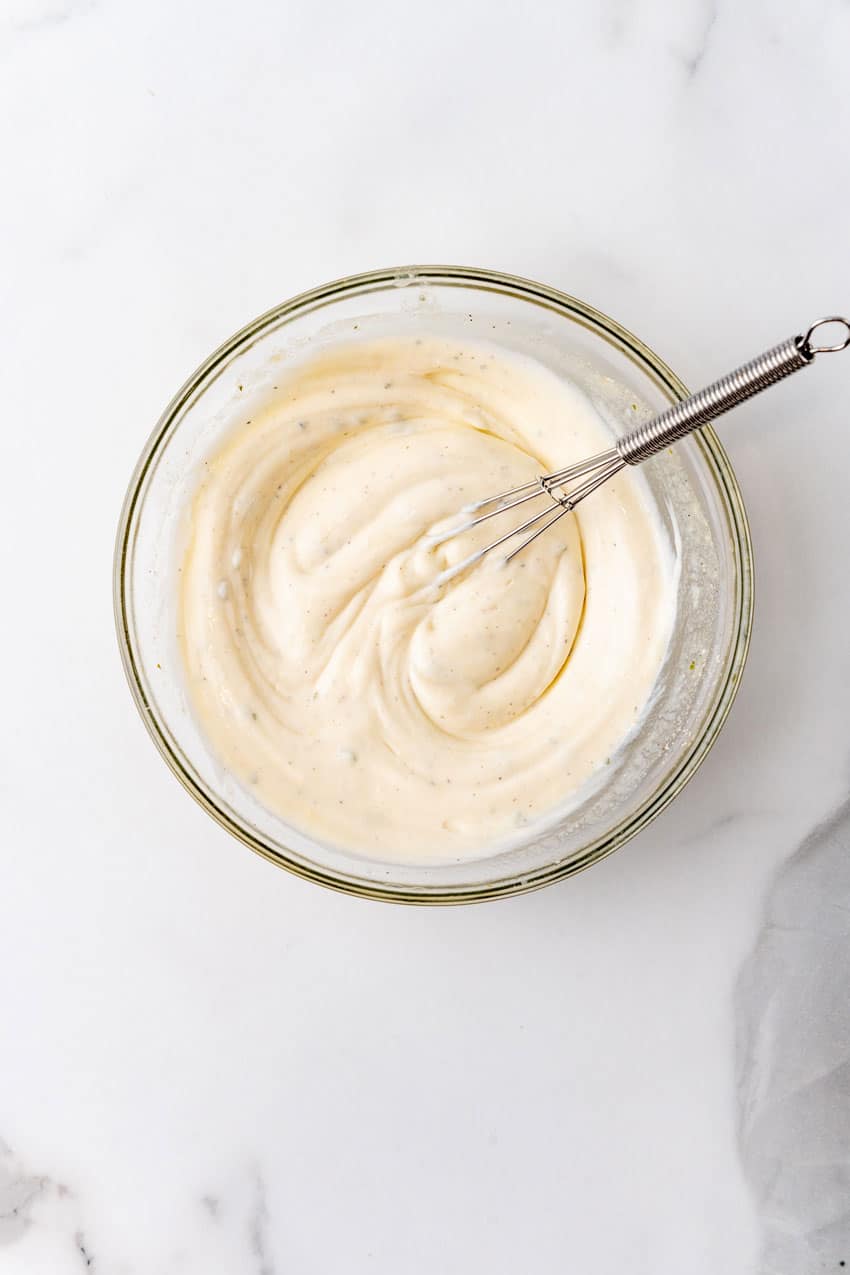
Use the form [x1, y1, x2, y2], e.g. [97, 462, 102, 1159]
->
[114, 266, 752, 903]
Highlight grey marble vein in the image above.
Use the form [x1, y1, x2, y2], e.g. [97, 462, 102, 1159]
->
[200, 1192, 221, 1219]
[0, 1139, 45, 1245]
[5, 0, 96, 36]
[75, 1229, 95, 1268]
[682, 0, 719, 78]
[0, 1140, 98, 1268]
[249, 1169, 275, 1275]
[737, 796, 850, 1273]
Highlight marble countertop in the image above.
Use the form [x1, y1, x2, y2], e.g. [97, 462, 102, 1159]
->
[2, 1, 849, 1271]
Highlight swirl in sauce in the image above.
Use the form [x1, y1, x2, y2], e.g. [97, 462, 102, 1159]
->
[179, 337, 675, 860]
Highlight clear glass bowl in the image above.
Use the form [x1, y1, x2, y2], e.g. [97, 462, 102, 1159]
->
[114, 266, 752, 903]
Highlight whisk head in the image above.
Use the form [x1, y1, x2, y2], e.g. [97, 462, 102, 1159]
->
[430, 447, 624, 584]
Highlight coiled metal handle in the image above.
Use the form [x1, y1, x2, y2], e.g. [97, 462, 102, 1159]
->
[618, 316, 850, 465]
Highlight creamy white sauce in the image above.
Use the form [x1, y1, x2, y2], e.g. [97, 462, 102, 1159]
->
[179, 337, 676, 861]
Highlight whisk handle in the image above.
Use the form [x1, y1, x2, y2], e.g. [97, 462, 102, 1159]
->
[617, 316, 850, 465]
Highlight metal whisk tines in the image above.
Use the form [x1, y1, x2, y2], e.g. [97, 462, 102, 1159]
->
[429, 447, 625, 579]
[432, 316, 850, 579]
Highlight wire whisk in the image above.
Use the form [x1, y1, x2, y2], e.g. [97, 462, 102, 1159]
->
[431, 316, 850, 582]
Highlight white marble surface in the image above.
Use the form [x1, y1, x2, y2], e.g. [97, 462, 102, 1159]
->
[2, 1, 849, 1271]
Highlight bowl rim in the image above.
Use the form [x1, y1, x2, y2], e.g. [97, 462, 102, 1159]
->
[114, 264, 753, 905]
